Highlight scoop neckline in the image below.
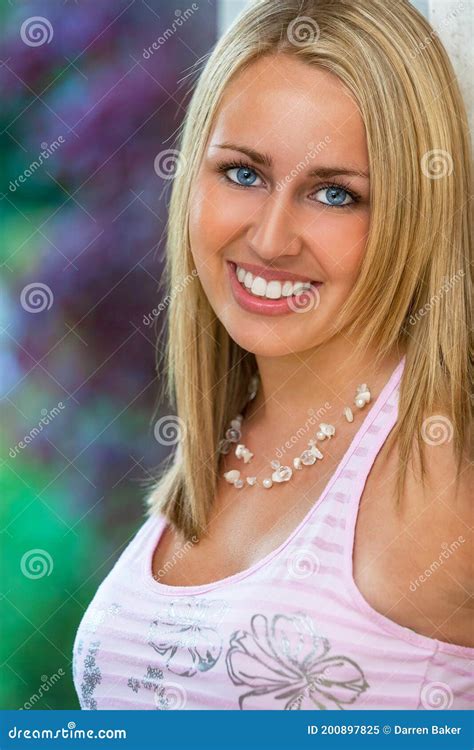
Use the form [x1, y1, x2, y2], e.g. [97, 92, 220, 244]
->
[141, 356, 407, 597]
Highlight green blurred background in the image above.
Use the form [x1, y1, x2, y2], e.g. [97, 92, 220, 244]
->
[1, 0, 217, 709]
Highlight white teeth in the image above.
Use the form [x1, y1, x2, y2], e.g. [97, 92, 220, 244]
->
[265, 280, 282, 299]
[251, 276, 267, 296]
[235, 265, 312, 300]
[292, 281, 306, 295]
[281, 281, 293, 297]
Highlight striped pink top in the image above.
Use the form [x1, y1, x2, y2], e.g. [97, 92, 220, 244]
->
[72, 356, 474, 710]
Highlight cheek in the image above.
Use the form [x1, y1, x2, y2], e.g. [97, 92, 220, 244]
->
[189, 178, 215, 242]
[188, 181, 230, 306]
[189, 177, 240, 261]
[313, 211, 369, 279]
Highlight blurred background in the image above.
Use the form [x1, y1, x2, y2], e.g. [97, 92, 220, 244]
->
[1, 0, 471, 711]
[0, 0, 218, 710]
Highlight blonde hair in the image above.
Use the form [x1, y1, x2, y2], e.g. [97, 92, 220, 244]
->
[145, 0, 472, 542]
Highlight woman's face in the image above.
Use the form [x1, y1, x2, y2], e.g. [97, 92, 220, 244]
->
[188, 53, 370, 356]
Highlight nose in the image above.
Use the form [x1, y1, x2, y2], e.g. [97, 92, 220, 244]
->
[247, 190, 303, 262]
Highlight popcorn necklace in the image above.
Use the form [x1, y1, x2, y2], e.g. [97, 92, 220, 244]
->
[218, 373, 371, 489]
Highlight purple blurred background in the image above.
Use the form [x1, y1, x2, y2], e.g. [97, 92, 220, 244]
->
[1, 0, 217, 709]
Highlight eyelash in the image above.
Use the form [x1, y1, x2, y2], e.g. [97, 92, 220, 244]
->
[215, 159, 361, 206]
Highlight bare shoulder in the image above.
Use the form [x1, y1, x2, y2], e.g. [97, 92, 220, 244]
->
[355, 421, 473, 645]
[407, 433, 473, 594]
[417, 429, 472, 516]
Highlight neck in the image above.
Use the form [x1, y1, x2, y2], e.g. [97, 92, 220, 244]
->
[244, 333, 405, 435]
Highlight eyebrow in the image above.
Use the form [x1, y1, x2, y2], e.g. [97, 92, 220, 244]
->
[211, 142, 369, 179]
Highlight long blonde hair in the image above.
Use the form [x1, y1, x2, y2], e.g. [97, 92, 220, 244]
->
[145, 0, 472, 542]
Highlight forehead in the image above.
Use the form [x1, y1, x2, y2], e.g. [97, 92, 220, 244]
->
[208, 53, 368, 165]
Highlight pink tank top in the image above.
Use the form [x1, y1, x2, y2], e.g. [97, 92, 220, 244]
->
[72, 355, 474, 710]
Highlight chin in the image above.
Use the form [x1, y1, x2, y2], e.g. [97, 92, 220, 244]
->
[218, 308, 331, 357]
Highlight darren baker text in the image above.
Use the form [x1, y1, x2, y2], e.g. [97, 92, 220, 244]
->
[394, 725, 460, 734]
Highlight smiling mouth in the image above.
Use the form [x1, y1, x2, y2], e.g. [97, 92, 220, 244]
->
[231, 261, 321, 300]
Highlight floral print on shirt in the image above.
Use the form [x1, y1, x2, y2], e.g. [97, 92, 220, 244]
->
[127, 665, 187, 709]
[226, 612, 369, 710]
[148, 596, 230, 677]
[79, 640, 102, 710]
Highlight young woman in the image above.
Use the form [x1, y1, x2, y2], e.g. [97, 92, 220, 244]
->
[73, 0, 472, 710]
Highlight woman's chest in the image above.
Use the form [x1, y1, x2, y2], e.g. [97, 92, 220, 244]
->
[154, 446, 472, 648]
[75, 438, 473, 711]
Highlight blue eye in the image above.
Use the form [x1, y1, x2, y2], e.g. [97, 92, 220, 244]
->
[315, 186, 354, 207]
[226, 165, 261, 187]
[216, 160, 359, 207]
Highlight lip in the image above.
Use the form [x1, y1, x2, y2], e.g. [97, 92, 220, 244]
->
[226, 261, 322, 317]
